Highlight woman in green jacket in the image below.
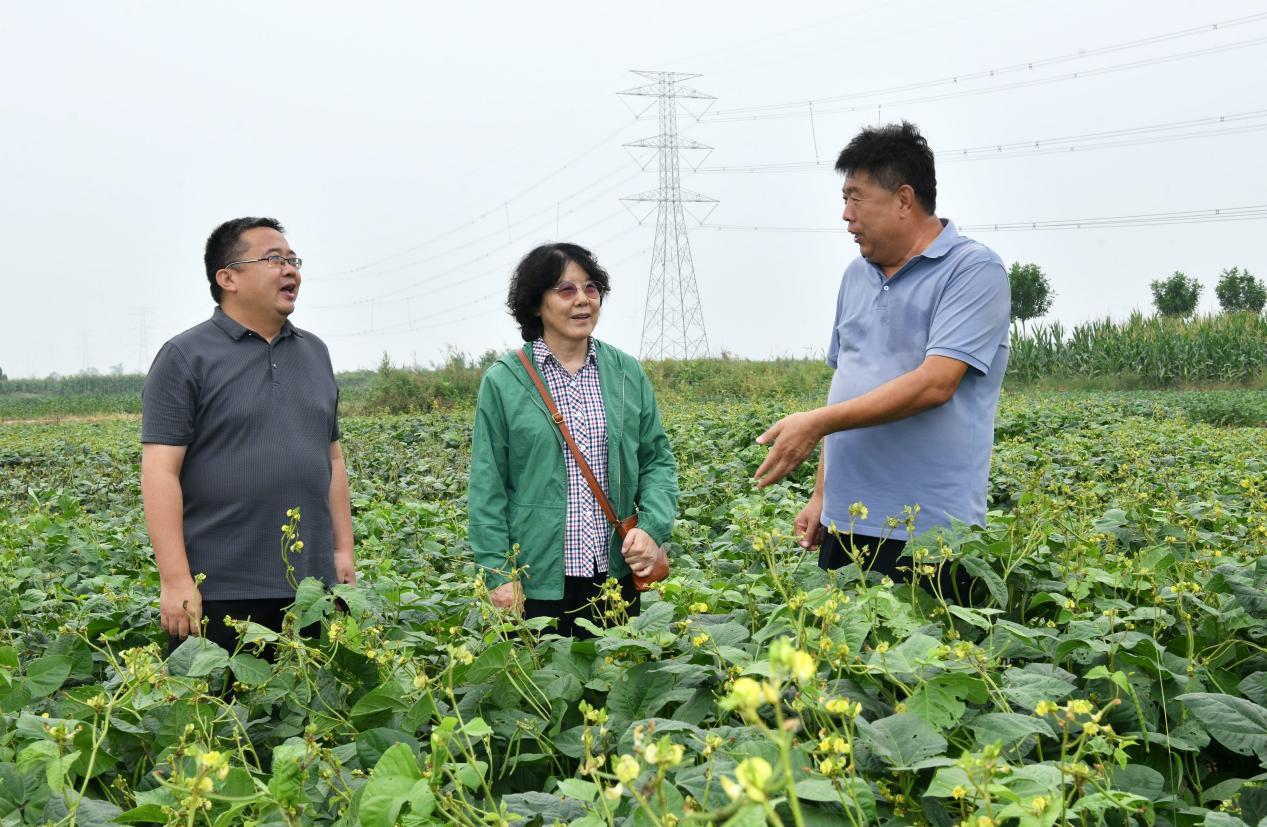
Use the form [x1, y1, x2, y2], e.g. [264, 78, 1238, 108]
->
[468, 243, 678, 636]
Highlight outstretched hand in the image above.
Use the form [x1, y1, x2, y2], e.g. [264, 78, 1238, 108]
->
[754, 410, 822, 489]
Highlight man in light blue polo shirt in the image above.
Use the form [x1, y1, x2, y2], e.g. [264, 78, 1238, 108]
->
[754, 121, 1010, 593]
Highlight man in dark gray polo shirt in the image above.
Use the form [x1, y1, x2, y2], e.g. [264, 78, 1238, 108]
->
[141, 217, 354, 653]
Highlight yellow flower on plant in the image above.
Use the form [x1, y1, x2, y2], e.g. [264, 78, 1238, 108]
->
[818, 758, 835, 775]
[1031, 796, 1049, 814]
[951, 785, 966, 800]
[1067, 699, 1093, 716]
[615, 754, 640, 784]
[1034, 700, 1060, 716]
[734, 757, 773, 802]
[723, 677, 766, 713]
[788, 650, 816, 683]
[604, 783, 623, 801]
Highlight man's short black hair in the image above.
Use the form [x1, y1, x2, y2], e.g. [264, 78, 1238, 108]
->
[835, 121, 937, 214]
[507, 243, 611, 342]
[204, 217, 286, 303]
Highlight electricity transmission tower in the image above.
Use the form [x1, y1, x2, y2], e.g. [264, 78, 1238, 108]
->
[619, 71, 717, 360]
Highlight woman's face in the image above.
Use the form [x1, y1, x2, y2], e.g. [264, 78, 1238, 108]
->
[537, 260, 602, 345]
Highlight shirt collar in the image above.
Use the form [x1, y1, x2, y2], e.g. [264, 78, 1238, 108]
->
[532, 337, 596, 368]
[211, 306, 301, 340]
[868, 219, 962, 283]
[919, 219, 961, 260]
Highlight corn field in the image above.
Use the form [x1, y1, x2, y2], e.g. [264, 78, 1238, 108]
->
[1008, 311, 1267, 386]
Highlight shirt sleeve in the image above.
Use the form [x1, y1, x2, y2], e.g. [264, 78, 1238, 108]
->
[467, 371, 514, 588]
[141, 342, 198, 445]
[825, 274, 848, 369]
[925, 256, 1011, 375]
[331, 387, 342, 443]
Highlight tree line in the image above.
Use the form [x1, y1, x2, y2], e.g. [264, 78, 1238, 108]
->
[1009, 263, 1265, 331]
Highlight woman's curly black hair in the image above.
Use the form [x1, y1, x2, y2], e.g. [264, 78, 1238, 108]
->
[506, 242, 611, 341]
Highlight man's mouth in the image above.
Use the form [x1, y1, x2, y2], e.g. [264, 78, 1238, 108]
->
[280, 285, 298, 300]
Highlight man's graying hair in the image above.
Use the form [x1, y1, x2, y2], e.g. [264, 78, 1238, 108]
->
[204, 217, 286, 303]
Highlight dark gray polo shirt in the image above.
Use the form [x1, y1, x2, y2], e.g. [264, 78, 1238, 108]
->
[142, 307, 340, 599]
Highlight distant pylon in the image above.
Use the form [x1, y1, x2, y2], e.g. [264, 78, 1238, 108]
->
[619, 71, 717, 360]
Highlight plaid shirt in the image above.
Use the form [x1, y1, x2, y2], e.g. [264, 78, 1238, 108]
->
[532, 338, 610, 577]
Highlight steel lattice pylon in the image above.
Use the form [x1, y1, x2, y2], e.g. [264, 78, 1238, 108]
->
[619, 71, 717, 360]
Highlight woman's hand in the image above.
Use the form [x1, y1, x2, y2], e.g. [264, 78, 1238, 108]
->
[621, 528, 661, 577]
[488, 581, 524, 614]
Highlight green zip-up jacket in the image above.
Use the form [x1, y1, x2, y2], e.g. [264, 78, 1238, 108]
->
[467, 340, 678, 600]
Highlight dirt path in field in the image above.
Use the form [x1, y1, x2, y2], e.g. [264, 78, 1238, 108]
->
[0, 412, 141, 426]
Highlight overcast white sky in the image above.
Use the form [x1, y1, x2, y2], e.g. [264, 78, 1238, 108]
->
[2, 0, 1265, 378]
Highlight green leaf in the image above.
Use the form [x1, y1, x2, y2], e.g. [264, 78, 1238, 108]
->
[293, 577, 332, 629]
[501, 792, 586, 824]
[24, 654, 72, 698]
[631, 600, 675, 635]
[112, 804, 171, 824]
[373, 742, 422, 780]
[462, 717, 493, 740]
[351, 682, 408, 720]
[1178, 693, 1267, 760]
[905, 674, 986, 729]
[925, 766, 972, 797]
[958, 556, 1008, 607]
[356, 728, 418, 770]
[1000, 666, 1076, 711]
[229, 652, 272, 686]
[454, 760, 488, 789]
[186, 644, 230, 677]
[556, 778, 598, 802]
[722, 805, 768, 827]
[857, 712, 947, 769]
[970, 713, 1056, 749]
[465, 640, 512, 683]
[358, 776, 415, 827]
[608, 662, 673, 727]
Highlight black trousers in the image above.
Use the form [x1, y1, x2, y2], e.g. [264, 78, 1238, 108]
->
[819, 532, 975, 602]
[524, 573, 641, 638]
[165, 598, 318, 661]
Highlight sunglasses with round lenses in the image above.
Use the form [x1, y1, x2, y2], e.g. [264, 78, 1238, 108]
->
[551, 281, 605, 300]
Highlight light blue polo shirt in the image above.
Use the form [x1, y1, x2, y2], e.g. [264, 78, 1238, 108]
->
[822, 220, 1010, 541]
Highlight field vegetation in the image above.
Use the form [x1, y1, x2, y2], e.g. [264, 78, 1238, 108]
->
[2, 382, 1267, 825]
[6, 311, 1267, 422]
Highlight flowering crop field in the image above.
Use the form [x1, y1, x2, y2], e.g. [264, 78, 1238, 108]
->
[1, 392, 1266, 826]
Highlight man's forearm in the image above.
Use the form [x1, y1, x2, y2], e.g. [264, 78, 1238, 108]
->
[811, 357, 965, 436]
[329, 450, 354, 556]
[142, 470, 193, 585]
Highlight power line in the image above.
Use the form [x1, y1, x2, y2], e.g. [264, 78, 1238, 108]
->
[308, 203, 637, 315]
[696, 109, 1267, 173]
[323, 165, 642, 284]
[696, 205, 1267, 235]
[703, 36, 1267, 124]
[323, 243, 652, 339]
[705, 11, 1267, 117]
[322, 117, 639, 278]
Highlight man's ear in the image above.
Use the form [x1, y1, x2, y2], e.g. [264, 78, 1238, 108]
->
[216, 268, 237, 295]
[896, 184, 917, 216]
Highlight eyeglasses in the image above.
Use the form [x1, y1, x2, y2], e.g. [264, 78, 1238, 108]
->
[550, 281, 605, 300]
[225, 254, 303, 270]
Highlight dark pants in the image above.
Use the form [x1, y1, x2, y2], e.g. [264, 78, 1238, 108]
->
[524, 573, 641, 638]
[819, 532, 975, 602]
[166, 598, 317, 661]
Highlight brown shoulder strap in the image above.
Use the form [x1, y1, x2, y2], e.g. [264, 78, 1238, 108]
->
[515, 348, 627, 535]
